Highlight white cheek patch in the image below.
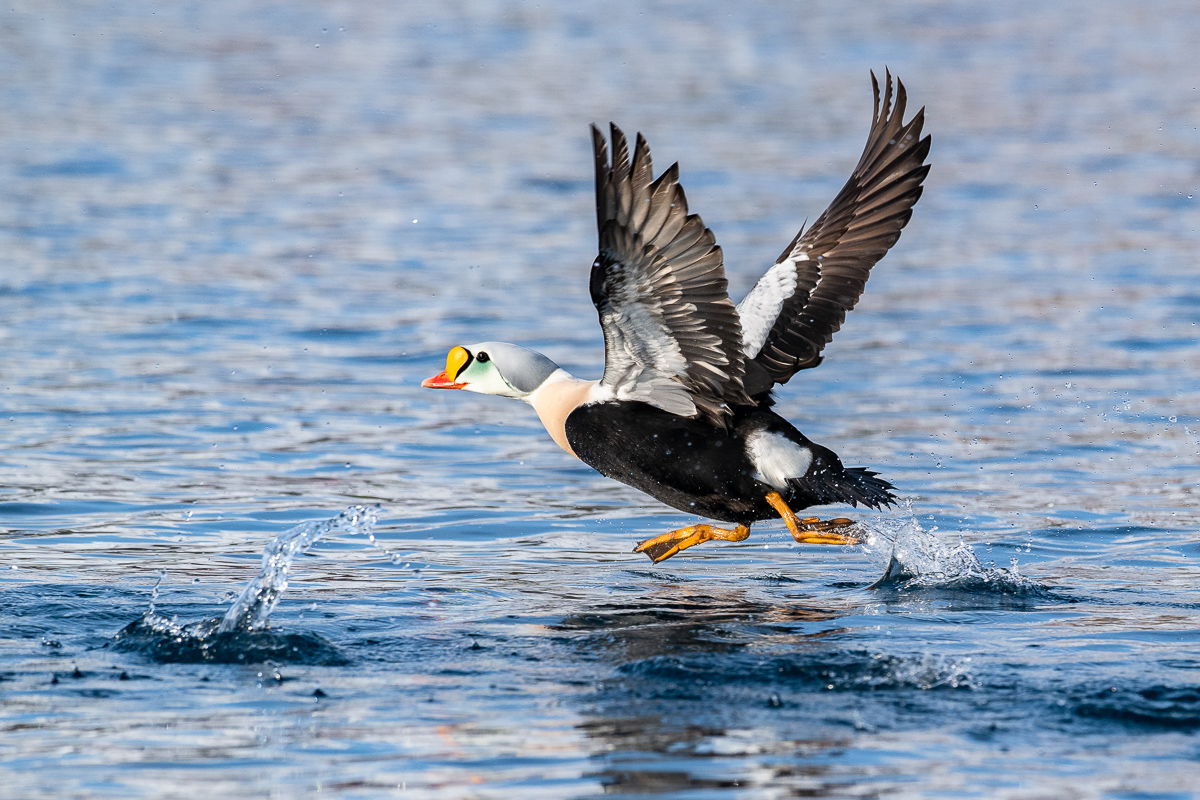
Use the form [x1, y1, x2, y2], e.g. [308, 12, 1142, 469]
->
[746, 430, 813, 489]
[461, 364, 520, 398]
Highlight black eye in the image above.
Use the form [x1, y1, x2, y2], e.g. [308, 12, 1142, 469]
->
[476, 351, 490, 363]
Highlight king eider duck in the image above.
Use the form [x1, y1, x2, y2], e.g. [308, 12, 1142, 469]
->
[423, 71, 930, 563]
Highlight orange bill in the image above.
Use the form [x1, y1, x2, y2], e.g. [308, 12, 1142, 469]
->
[421, 346, 470, 389]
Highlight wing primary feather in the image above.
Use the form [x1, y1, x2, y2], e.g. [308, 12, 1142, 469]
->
[641, 164, 679, 244]
[591, 124, 610, 233]
[610, 124, 633, 228]
[737, 70, 931, 387]
[588, 124, 752, 425]
[628, 133, 654, 231]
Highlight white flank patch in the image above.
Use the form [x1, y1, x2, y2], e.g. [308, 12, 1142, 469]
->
[746, 430, 813, 489]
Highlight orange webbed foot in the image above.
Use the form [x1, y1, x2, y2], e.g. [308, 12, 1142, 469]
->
[765, 492, 863, 545]
[633, 523, 751, 563]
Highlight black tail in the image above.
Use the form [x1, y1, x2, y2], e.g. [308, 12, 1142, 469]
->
[837, 467, 897, 510]
[790, 453, 897, 510]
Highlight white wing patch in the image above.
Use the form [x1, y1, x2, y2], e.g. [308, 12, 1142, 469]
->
[736, 255, 804, 359]
[746, 429, 813, 489]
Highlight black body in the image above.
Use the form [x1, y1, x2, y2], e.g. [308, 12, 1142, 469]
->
[564, 401, 894, 524]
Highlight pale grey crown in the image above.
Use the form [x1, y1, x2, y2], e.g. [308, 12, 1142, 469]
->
[468, 341, 561, 394]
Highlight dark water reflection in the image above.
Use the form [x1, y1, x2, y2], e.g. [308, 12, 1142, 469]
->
[3, 0, 1200, 797]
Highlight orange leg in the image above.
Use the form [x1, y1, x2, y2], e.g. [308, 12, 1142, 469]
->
[633, 523, 751, 563]
[764, 492, 862, 545]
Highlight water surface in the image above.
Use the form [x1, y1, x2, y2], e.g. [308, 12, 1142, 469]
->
[2, 1, 1199, 797]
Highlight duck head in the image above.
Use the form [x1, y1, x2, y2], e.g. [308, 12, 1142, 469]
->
[421, 342, 562, 399]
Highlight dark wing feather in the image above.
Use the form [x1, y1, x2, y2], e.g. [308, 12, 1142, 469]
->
[738, 70, 931, 389]
[590, 124, 752, 426]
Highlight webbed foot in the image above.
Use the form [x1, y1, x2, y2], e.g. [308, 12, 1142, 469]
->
[791, 516, 862, 545]
[633, 523, 751, 563]
[765, 492, 863, 545]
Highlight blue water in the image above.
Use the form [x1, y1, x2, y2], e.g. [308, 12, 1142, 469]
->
[2, 1, 1200, 797]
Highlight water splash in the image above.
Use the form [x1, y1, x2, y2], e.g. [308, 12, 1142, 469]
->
[218, 504, 380, 633]
[113, 613, 350, 665]
[858, 512, 1045, 594]
[112, 505, 382, 664]
[147, 570, 166, 616]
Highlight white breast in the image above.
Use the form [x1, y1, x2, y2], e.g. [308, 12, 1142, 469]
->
[745, 430, 813, 489]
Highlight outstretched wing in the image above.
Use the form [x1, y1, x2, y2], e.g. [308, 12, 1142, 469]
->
[590, 124, 752, 427]
[738, 70, 931, 392]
